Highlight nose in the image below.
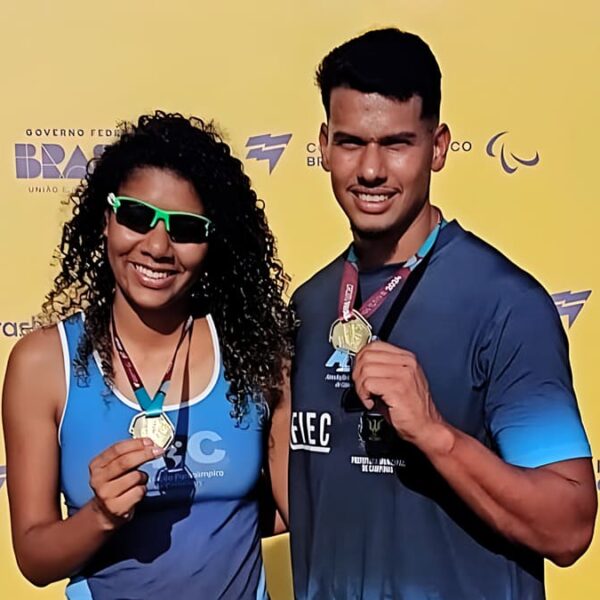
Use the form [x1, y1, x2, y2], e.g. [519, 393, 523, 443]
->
[357, 143, 387, 186]
[140, 220, 174, 262]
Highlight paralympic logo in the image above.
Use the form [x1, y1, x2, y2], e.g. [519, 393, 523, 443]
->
[486, 131, 540, 174]
[551, 290, 591, 328]
[245, 133, 292, 173]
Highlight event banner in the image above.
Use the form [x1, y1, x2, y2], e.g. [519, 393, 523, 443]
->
[0, 1, 598, 598]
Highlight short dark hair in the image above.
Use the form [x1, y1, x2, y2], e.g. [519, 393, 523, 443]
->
[316, 28, 442, 120]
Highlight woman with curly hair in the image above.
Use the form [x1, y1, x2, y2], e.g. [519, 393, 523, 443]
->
[2, 112, 295, 599]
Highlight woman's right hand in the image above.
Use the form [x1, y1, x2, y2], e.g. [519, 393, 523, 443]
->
[88, 438, 164, 530]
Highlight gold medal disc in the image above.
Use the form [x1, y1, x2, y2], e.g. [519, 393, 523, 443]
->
[129, 412, 175, 449]
[329, 311, 373, 355]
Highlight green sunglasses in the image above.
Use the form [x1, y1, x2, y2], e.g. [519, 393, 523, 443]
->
[107, 193, 214, 244]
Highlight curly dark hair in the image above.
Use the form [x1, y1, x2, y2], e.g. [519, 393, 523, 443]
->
[41, 111, 295, 420]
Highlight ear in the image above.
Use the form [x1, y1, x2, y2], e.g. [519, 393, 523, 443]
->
[431, 123, 451, 173]
[319, 122, 331, 172]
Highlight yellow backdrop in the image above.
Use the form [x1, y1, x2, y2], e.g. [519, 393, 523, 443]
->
[0, 1, 598, 598]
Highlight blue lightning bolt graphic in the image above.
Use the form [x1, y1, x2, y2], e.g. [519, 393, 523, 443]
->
[551, 290, 592, 328]
[246, 133, 292, 173]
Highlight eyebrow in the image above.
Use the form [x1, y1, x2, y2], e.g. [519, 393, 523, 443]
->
[332, 131, 418, 144]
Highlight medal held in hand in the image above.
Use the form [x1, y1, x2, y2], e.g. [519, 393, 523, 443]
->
[129, 412, 175, 449]
[334, 216, 445, 413]
[331, 217, 445, 357]
[112, 314, 193, 450]
[329, 249, 410, 359]
[329, 309, 373, 355]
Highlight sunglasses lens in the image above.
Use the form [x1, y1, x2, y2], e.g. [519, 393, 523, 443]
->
[113, 198, 211, 243]
[115, 202, 155, 234]
[168, 215, 210, 244]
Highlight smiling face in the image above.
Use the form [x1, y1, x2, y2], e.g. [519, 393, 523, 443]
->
[320, 88, 449, 241]
[105, 167, 208, 314]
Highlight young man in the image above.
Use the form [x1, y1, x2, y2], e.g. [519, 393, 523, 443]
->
[288, 29, 596, 599]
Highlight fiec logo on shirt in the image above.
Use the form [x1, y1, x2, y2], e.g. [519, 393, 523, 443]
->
[290, 411, 332, 454]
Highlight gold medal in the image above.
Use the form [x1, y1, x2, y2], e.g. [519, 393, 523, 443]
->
[329, 310, 373, 355]
[129, 412, 175, 449]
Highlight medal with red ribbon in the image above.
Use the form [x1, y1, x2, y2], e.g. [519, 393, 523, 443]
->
[329, 215, 445, 356]
[112, 314, 193, 449]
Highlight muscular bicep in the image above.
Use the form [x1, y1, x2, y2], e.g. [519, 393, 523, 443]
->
[2, 328, 66, 551]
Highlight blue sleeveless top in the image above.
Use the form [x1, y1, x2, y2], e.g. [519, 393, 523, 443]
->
[58, 314, 268, 600]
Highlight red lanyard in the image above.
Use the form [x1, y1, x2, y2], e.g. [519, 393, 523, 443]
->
[337, 218, 444, 323]
[112, 315, 193, 416]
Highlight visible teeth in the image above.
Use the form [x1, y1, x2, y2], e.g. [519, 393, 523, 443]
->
[134, 265, 171, 280]
[357, 193, 388, 203]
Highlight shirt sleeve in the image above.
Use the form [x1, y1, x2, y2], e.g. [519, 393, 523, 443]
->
[483, 286, 591, 468]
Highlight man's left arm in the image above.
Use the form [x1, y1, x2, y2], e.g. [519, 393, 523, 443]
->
[265, 365, 291, 533]
[352, 291, 597, 566]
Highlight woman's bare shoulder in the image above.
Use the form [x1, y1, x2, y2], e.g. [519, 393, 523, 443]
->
[4, 325, 66, 416]
[7, 325, 63, 371]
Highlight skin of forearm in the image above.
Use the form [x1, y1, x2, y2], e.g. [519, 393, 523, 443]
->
[269, 452, 289, 526]
[268, 389, 290, 526]
[413, 422, 595, 565]
[273, 510, 288, 534]
[14, 500, 115, 587]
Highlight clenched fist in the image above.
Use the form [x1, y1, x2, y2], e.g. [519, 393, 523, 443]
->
[352, 341, 444, 447]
